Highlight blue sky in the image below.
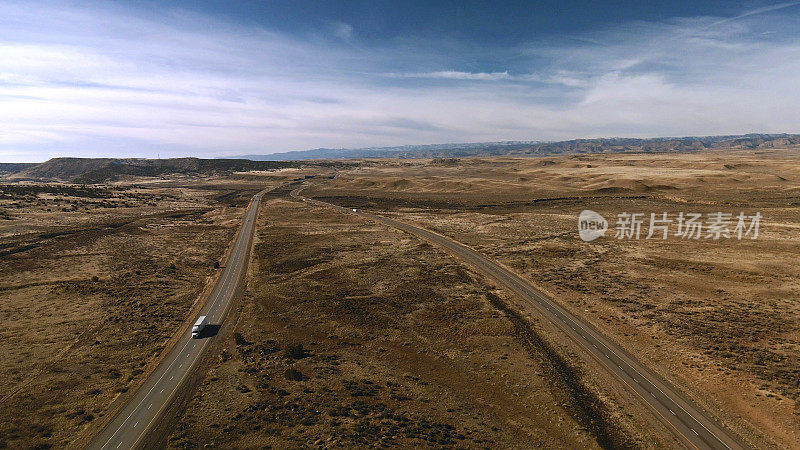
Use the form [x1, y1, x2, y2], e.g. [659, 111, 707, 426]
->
[1, 1, 799, 162]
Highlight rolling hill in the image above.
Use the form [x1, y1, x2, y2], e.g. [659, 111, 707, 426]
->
[3, 134, 798, 183]
[234, 134, 800, 160]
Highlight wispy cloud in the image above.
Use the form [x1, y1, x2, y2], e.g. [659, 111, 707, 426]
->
[329, 21, 354, 41]
[0, 1, 799, 161]
[386, 71, 512, 81]
[703, 1, 800, 28]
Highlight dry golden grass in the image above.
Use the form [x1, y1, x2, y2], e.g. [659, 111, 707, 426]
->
[0, 177, 269, 448]
[169, 197, 635, 448]
[303, 149, 800, 448]
[4, 150, 798, 447]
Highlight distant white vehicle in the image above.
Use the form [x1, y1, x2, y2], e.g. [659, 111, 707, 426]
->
[192, 316, 207, 339]
[352, 208, 357, 212]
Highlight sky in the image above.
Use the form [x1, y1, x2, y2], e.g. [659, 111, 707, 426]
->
[1, 1, 799, 162]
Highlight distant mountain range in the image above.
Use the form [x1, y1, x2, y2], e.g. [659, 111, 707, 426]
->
[232, 141, 541, 160]
[2, 134, 798, 183]
[2, 158, 311, 183]
[232, 134, 800, 160]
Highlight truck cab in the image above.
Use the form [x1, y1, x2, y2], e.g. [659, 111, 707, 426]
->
[192, 315, 207, 339]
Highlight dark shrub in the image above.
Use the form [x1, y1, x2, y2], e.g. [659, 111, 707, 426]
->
[284, 343, 307, 359]
[234, 332, 249, 346]
[284, 368, 304, 381]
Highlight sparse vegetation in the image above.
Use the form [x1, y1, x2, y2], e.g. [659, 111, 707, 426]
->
[0, 175, 274, 448]
[283, 368, 304, 381]
[233, 332, 249, 347]
[4, 149, 799, 448]
[167, 193, 634, 449]
[283, 343, 307, 360]
[301, 149, 800, 448]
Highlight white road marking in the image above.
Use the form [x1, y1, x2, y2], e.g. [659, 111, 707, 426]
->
[100, 336, 196, 448]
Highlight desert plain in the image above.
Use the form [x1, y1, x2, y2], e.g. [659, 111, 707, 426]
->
[1, 148, 799, 449]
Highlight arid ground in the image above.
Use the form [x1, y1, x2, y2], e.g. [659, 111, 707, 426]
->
[0, 176, 276, 448]
[1, 149, 798, 448]
[167, 191, 646, 448]
[298, 149, 800, 448]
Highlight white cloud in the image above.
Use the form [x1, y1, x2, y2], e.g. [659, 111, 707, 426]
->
[0, 1, 798, 161]
[387, 71, 511, 81]
[329, 21, 354, 41]
[384, 71, 592, 87]
[703, 1, 800, 28]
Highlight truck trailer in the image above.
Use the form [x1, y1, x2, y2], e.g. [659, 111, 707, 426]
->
[192, 316, 207, 339]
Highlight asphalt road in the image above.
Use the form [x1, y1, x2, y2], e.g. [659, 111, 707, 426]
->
[291, 188, 745, 450]
[89, 189, 266, 450]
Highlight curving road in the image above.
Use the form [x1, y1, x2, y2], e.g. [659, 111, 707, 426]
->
[291, 188, 745, 450]
[89, 189, 267, 450]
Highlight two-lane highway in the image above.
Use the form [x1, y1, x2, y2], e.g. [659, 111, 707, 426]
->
[291, 188, 745, 450]
[90, 189, 267, 450]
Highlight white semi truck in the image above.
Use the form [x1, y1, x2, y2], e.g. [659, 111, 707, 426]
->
[192, 316, 207, 339]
